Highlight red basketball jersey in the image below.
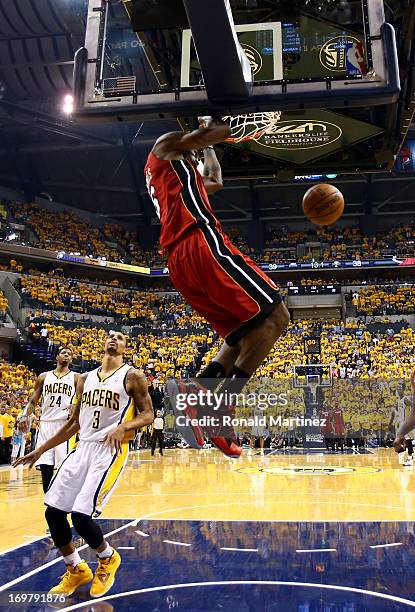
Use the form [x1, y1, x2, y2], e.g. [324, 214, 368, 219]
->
[332, 408, 346, 436]
[144, 152, 223, 252]
[320, 410, 332, 435]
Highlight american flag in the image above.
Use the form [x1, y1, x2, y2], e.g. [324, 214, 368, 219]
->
[103, 76, 136, 95]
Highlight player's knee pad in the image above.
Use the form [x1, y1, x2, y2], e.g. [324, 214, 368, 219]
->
[45, 506, 72, 548]
[407, 439, 414, 455]
[71, 512, 104, 550]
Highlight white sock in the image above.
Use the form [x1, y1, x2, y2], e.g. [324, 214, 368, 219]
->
[96, 542, 113, 559]
[64, 550, 82, 568]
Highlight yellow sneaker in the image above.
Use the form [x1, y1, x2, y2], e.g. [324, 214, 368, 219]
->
[49, 561, 93, 596]
[90, 550, 121, 598]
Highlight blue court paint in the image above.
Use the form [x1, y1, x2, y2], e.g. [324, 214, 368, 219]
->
[2, 520, 415, 611]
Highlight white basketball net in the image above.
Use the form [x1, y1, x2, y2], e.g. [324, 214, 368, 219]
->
[222, 111, 281, 143]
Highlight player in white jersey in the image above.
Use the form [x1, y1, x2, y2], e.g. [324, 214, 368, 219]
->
[14, 330, 154, 599]
[17, 347, 78, 492]
[394, 369, 415, 465]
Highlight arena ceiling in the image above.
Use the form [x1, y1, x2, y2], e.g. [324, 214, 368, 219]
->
[0, 0, 414, 225]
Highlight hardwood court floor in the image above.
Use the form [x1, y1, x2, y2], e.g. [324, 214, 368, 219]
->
[1, 447, 414, 554]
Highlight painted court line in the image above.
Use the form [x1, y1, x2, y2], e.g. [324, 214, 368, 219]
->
[0, 536, 45, 557]
[163, 540, 192, 547]
[134, 530, 150, 537]
[117, 546, 136, 550]
[221, 547, 258, 552]
[2, 498, 414, 592]
[0, 519, 138, 592]
[370, 542, 403, 549]
[56, 580, 415, 611]
[296, 548, 337, 553]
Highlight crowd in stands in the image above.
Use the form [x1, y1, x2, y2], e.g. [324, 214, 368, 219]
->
[21, 313, 414, 446]
[1, 199, 415, 462]
[0, 289, 8, 321]
[18, 274, 209, 329]
[0, 309, 413, 461]
[352, 285, 415, 316]
[224, 223, 415, 265]
[25, 314, 415, 385]
[264, 223, 415, 262]
[29, 323, 213, 383]
[103, 223, 166, 267]
[0, 360, 37, 463]
[10, 202, 121, 261]
[0, 255, 409, 294]
[202, 319, 415, 381]
[3, 199, 415, 267]
[17, 267, 415, 333]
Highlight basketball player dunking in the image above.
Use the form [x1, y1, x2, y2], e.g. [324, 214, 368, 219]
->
[17, 347, 78, 492]
[145, 116, 290, 457]
[14, 331, 154, 598]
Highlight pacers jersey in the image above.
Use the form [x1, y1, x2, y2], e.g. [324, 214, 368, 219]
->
[40, 370, 76, 422]
[79, 363, 135, 442]
[144, 152, 223, 252]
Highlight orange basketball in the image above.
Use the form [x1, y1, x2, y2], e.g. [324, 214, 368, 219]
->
[302, 184, 345, 226]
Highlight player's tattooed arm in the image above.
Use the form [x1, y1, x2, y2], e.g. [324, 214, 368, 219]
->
[103, 368, 154, 455]
[153, 117, 231, 160]
[201, 146, 223, 194]
[125, 369, 155, 428]
[12, 375, 86, 468]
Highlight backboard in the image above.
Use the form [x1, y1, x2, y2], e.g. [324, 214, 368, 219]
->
[73, 0, 399, 123]
[293, 364, 333, 390]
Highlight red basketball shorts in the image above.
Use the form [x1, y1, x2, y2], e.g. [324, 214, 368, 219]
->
[168, 229, 282, 346]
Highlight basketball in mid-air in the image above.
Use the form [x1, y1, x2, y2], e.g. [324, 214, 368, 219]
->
[302, 184, 345, 226]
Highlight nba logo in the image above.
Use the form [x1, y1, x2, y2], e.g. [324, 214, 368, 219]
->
[345, 41, 367, 76]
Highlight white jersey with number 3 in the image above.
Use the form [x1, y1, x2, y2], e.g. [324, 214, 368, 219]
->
[40, 370, 76, 422]
[79, 363, 135, 442]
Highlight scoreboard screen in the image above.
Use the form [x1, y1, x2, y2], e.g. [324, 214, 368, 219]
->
[304, 337, 321, 355]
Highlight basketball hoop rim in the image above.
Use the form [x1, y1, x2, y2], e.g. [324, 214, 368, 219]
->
[223, 111, 281, 143]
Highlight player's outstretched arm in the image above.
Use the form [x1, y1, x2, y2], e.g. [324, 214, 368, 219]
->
[17, 373, 46, 427]
[201, 146, 223, 194]
[103, 369, 154, 455]
[13, 375, 85, 468]
[153, 117, 231, 160]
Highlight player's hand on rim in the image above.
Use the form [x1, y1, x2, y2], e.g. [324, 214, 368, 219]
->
[12, 447, 43, 468]
[103, 425, 125, 455]
[393, 437, 406, 453]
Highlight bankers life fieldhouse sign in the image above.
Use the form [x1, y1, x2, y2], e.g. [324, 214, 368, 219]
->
[258, 120, 342, 150]
[239, 110, 383, 164]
